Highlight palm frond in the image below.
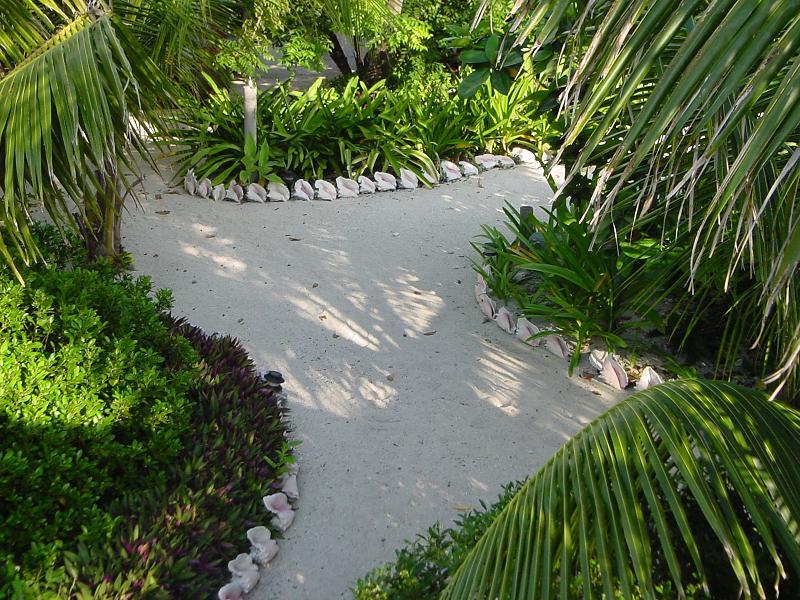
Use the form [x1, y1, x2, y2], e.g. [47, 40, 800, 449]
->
[115, 0, 242, 93]
[443, 379, 800, 599]
[0, 0, 168, 271]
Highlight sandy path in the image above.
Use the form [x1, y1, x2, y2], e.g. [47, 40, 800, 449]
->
[122, 164, 618, 599]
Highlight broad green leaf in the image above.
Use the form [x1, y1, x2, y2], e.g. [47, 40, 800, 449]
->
[490, 69, 513, 95]
[485, 35, 500, 64]
[458, 67, 490, 99]
[460, 49, 489, 65]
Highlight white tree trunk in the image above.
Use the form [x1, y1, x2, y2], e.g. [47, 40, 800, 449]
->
[243, 77, 257, 149]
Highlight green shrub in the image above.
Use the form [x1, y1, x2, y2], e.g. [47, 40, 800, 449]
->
[475, 202, 665, 372]
[174, 68, 548, 185]
[0, 267, 197, 573]
[0, 231, 293, 597]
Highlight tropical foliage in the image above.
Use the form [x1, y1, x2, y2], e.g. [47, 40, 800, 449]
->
[0, 0, 168, 268]
[358, 380, 800, 599]
[0, 228, 293, 597]
[0, 0, 257, 268]
[174, 66, 557, 184]
[487, 0, 800, 398]
[475, 202, 664, 374]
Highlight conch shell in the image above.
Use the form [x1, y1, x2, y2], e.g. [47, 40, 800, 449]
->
[544, 335, 569, 359]
[358, 176, 376, 194]
[440, 160, 461, 182]
[635, 366, 663, 391]
[459, 161, 479, 176]
[293, 179, 314, 200]
[475, 154, 499, 170]
[336, 176, 360, 197]
[314, 179, 337, 201]
[218, 582, 243, 600]
[477, 293, 496, 319]
[197, 178, 212, 198]
[398, 168, 418, 189]
[516, 317, 540, 346]
[373, 171, 397, 191]
[267, 181, 290, 202]
[600, 356, 629, 390]
[211, 183, 225, 202]
[184, 169, 197, 195]
[494, 307, 515, 333]
[247, 526, 279, 566]
[227, 553, 259, 593]
[263, 493, 295, 532]
[246, 182, 267, 203]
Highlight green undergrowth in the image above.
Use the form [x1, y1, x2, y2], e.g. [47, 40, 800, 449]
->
[173, 68, 561, 185]
[353, 482, 523, 599]
[473, 200, 769, 388]
[0, 227, 293, 598]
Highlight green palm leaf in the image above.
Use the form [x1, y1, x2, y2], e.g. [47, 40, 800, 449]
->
[442, 379, 800, 599]
[0, 0, 168, 272]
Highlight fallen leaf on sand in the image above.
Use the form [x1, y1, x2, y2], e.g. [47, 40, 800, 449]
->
[288, 237, 302, 241]
[155, 210, 170, 215]
[319, 314, 327, 320]
[423, 330, 437, 336]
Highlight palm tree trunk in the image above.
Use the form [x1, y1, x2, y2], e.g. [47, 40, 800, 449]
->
[328, 33, 353, 76]
[78, 162, 124, 260]
[243, 77, 257, 148]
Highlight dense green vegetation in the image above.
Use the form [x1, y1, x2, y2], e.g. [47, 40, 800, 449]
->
[175, 67, 558, 184]
[0, 229, 292, 597]
[492, 0, 800, 400]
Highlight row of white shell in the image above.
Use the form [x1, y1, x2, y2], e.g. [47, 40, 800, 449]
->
[475, 273, 664, 392]
[216, 456, 300, 598]
[183, 154, 518, 203]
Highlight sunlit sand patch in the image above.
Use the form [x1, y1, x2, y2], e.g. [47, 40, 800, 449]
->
[180, 242, 248, 277]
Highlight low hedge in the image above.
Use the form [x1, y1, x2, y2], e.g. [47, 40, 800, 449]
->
[0, 232, 293, 598]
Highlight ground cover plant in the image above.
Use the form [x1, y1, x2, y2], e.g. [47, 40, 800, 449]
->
[0, 229, 293, 598]
[174, 63, 556, 185]
[474, 202, 666, 375]
[356, 380, 800, 599]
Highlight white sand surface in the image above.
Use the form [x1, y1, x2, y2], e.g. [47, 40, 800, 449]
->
[122, 163, 619, 599]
